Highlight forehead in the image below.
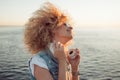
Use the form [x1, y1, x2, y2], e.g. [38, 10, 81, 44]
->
[55, 15, 73, 28]
[57, 19, 72, 27]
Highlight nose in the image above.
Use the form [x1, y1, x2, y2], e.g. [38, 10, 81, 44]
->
[69, 26, 73, 30]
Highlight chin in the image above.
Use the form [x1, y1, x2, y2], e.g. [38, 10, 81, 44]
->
[65, 37, 73, 46]
[67, 36, 73, 41]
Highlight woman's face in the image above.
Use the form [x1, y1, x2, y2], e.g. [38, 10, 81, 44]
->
[54, 22, 73, 41]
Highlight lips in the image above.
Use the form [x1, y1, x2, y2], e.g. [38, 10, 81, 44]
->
[67, 29, 72, 33]
[66, 29, 71, 31]
[66, 29, 69, 31]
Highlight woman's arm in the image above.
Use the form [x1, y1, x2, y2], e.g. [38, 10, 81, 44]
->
[58, 61, 66, 80]
[68, 49, 81, 80]
[34, 64, 54, 80]
[34, 42, 68, 80]
[34, 61, 67, 80]
[71, 67, 80, 80]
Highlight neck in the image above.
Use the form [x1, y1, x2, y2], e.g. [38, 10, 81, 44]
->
[53, 37, 71, 55]
[54, 37, 70, 46]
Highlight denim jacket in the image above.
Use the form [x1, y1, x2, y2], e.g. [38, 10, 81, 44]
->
[28, 49, 59, 80]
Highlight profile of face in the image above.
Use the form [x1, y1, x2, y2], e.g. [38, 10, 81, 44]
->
[54, 23, 73, 42]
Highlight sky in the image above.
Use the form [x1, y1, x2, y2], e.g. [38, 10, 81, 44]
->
[0, 0, 120, 28]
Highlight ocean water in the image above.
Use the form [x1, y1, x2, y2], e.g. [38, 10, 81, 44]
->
[0, 26, 120, 80]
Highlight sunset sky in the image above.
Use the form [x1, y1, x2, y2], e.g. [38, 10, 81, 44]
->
[0, 0, 120, 28]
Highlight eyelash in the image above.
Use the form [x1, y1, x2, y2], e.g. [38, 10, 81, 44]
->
[63, 23, 66, 26]
[63, 23, 69, 27]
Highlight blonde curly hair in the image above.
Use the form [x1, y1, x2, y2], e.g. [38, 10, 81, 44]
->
[24, 2, 69, 54]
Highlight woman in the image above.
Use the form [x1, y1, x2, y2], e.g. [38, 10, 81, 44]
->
[24, 2, 80, 80]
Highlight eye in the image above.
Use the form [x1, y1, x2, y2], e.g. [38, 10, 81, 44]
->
[63, 23, 70, 27]
[63, 23, 67, 26]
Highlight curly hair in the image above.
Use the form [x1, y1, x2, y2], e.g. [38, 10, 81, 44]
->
[24, 2, 69, 54]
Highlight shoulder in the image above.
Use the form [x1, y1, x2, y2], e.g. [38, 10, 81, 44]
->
[32, 54, 45, 62]
[30, 54, 49, 70]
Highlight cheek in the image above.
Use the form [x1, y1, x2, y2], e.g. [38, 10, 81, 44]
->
[59, 29, 67, 35]
[55, 27, 67, 36]
[54, 29, 61, 36]
[54, 31, 64, 38]
[57, 31, 64, 36]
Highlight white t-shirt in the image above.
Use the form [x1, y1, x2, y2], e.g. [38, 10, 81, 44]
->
[30, 55, 49, 76]
[29, 43, 54, 76]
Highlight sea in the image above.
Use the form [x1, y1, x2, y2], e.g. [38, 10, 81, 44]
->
[0, 26, 120, 80]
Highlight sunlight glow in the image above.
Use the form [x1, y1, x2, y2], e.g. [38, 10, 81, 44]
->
[0, 0, 120, 28]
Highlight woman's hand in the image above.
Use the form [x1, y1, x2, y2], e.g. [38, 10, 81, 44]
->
[53, 41, 67, 80]
[53, 41, 66, 62]
[68, 48, 80, 71]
